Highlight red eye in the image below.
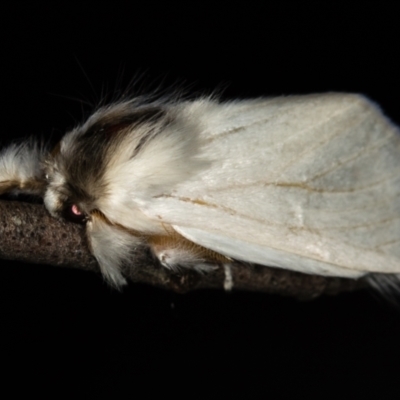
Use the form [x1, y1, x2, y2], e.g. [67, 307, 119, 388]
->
[63, 204, 86, 224]
[71, 204, 82, 216]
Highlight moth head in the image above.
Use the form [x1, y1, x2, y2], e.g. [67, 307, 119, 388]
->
[42, 131, 103, 224]
[42, 100, 168, 224]
[43, 157, 94, 224]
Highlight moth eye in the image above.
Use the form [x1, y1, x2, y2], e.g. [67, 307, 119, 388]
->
[63, 204, 87, 224]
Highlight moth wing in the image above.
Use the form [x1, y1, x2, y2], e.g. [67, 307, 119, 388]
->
[140, 93, 400, 278]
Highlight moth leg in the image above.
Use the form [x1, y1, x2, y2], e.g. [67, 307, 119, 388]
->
[0, 141, 46, 196]
[87, 211, 143, 289]
[148, 231, 232, 277]
[222, 264, 234, 291]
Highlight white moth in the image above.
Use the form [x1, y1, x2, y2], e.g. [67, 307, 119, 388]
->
[1, 93, 399, 291]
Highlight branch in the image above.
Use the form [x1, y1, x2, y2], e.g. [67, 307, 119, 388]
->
[0, 200, 366, 299]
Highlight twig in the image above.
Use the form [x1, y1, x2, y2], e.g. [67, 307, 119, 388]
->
[0, 200, 366, 299]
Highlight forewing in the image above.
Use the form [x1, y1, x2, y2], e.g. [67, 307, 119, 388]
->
[140, 94, 400, 277]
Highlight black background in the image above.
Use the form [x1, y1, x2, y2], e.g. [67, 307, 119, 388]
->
[2, 3, 400, 397]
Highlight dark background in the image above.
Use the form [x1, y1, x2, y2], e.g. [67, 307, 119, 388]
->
[1, 3, 400, 397]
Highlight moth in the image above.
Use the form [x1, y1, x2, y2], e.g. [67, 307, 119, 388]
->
[1, 93, 399, 291]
